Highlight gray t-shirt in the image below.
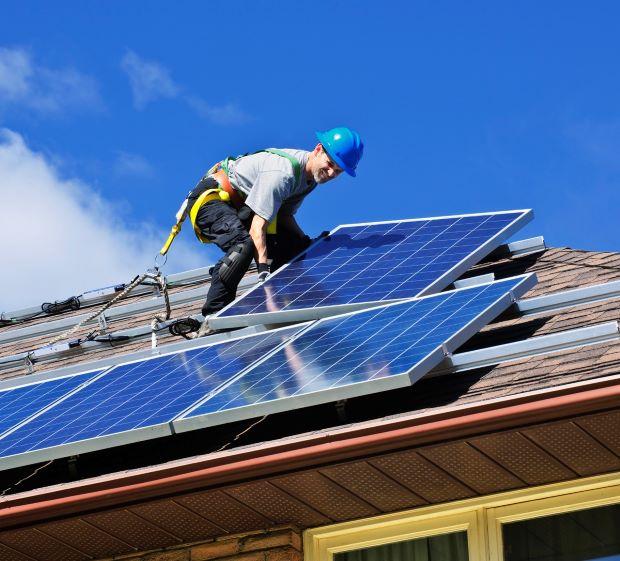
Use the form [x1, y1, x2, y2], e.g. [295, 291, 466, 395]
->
[226, 149, 316, 221]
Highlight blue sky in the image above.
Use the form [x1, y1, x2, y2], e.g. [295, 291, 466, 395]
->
[2, 1, 620, 309]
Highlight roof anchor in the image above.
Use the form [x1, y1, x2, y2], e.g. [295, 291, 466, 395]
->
[150, 318, 160, 351]
[24, 354, 34, 374]
[97, 313, 108, 334]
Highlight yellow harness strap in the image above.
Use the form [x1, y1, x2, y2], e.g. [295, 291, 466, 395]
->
[189, 188, 230, 243]
[160, 224, 182, 256]
[161, 156, 279, 255]
[266, 215, 278, 234]
[160, 198, 189, 256]
[159, 177, 231, 255]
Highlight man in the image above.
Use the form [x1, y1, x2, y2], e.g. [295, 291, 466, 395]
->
[187, 126, 363, 329]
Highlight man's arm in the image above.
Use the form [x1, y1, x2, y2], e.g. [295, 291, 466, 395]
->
[249, 214, 269, 265]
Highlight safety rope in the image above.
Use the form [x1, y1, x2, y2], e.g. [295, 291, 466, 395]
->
[149, 271, 172, 349]
[37, 269, 170, 351]
[153, 272, 171, 321]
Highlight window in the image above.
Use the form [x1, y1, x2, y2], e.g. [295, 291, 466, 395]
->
[502, 504, 620, 561]
[335, 531, 469, 561]
[305, 474, 620, 561]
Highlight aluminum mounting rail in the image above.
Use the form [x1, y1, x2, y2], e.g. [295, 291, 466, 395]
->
[516, 279, 620, 316]
[430, 321, 620, 375]
[0, 273, 259, 346]
[480, 236, 547, 261]
[0, 322, 273, 388]
[0, 265, 219, 322]
[0, 313, 214, 370]
[3, 276, 620, 374]
[1, 319, 618, 394]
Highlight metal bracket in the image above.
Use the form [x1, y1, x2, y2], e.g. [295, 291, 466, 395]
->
[97, 314, 108, 334]
[454, 274, 495, 289]
[335, 399, 348, 422]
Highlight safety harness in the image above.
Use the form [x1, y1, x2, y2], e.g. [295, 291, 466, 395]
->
[160, 149, 301, 256]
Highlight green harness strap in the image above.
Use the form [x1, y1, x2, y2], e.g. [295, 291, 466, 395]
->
[221, 148, 302, 187]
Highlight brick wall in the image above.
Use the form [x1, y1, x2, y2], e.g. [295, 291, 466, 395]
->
[100, 526, 302, 561]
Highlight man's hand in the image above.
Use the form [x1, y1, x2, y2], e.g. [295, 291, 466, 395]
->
[257, 262, 271, 282]
[314, 230, 331, 242]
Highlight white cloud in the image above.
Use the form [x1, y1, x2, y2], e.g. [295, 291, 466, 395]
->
[185, 95, 252, 126]
[0, 47, 102, 114]
[114, 151, 155, 178]
[120, 50, 179, 109]
[0, 129, 215, 312]
[120, 50, 251, 124]
[0, 48, 31, 100]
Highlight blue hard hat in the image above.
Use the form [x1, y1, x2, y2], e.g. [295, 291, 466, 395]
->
[315, 127, 364, 177]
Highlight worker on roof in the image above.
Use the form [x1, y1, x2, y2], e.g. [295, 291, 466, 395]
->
[163, 127, 363, 336]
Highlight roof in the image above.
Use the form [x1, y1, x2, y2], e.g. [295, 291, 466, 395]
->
[0, 244, 619, 560]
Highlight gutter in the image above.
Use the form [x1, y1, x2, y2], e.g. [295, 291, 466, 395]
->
[0, 375, 619, 528]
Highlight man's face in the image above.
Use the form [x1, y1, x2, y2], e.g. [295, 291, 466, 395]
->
[311, 144, 344, 184]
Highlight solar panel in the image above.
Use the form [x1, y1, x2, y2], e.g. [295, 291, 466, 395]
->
[176, 274, 536, 432]
[210, 210, 532, 329]
[0, 326, 300, 470]
[0, 369, 103, 439]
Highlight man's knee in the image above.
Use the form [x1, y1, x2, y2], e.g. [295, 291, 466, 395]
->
[218, 238, 255, 289]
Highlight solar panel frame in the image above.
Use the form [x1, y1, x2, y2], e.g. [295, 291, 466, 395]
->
[175, 273, 537, 433]
[0, 325, 303, 471]
[209, 210, 533, 329]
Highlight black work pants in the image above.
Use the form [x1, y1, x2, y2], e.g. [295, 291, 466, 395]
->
[196, 201, 311, 316]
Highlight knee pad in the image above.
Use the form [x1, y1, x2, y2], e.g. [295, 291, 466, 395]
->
[219, 238, 255, 289]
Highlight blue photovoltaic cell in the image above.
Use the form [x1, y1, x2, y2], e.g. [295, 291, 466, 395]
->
[185, 277, 528, 421]
[0, 370, 102, 438]
[218, 211, 530, 318]
[0, 327, 298, 460]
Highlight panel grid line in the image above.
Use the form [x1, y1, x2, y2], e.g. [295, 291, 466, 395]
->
[213, 211, 532, 327]
[235, 291, 456, 402]
[264, 222, 393, 310]
[380, 214, 496, 301]
[0, 369, 106, 441]
[0, 327, 301, 463]
[312, 221, 428, 308]
[179, 275, 535, 428]
[220, 284, 490, 408]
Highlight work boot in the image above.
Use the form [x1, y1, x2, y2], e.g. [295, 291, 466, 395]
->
[189, 317, 215, 339]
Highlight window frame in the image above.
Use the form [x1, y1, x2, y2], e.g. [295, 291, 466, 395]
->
[486, 478, 620, 560]
[304, 472, 620, 561]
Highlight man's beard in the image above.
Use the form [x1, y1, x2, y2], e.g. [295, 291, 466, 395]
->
[313, 168, 328, 184]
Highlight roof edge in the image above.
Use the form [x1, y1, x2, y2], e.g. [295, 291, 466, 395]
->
[0, 375, 618, 529]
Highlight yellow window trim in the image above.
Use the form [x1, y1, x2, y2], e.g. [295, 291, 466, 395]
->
[304, 472, 620, 561]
